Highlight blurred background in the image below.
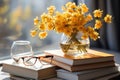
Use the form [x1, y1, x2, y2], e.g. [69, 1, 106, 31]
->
[0, 0, 72, 59]
[0, 0, 120, 59]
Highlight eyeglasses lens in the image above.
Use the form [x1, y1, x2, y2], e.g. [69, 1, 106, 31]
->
[23, 57, 37, 66]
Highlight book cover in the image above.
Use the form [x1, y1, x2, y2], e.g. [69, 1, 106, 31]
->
[2, 60, 56, 80]
[41, 57, 115, 72]
[44, 49, 114, 66]
[57, 66, 119, 80]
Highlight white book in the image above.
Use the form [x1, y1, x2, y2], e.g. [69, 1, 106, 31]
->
[57, 66, 119, 80]
[2, 60, 56, 80]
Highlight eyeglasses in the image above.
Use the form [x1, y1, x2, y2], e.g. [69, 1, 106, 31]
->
[13, 55, 53, 66]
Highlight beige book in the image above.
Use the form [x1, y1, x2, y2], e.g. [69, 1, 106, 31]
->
[2, 61, 56, 80]
[44, 49, 114, 66]
[41, 57, 115, 72]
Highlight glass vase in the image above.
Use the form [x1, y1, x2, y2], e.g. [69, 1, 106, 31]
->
[60, 32, 90, 56]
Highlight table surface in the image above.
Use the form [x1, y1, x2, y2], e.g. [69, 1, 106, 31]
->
[0, 49, 120, 80]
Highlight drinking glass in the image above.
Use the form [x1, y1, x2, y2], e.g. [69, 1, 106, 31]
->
[11, 40, 33, 63]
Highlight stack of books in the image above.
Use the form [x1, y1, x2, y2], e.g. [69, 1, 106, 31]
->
[42, 49, 120, 80]
[1, 49, 120, 80]
[2, 58, 57, 80]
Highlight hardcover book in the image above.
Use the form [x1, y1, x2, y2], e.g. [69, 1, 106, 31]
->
[41, 57, 115, 72]
[2, 60, 56, 80]
[44, 49, 114, 66]
[56, 66, 119, 80]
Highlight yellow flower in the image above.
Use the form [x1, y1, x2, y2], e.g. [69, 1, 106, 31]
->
[66, 2, 76, 9]
[55, 26, 64, 33]
[47, 6, 56, 15]
[34, 16, 39, 25]
[65, 2, 73, 8]
[30, 30, 37, 37]
[63, 27, 72, 36]
[80, 3, 89, 13]
[104, 14, 112, 23]
[86, 13, 93, 22]
[39, 32, 48, 39]
[47, 23, 54, 30]
[81, 34, 89, 40]
[63, 12, 71, 18]
[67, 7, 74, 13]
[87, 26, 94, 33]
[93, 9, 103, 18]
[90, 31, 99, 41]
[94, 20, 102, 29]
[64, 2, 77, 13]
[39, 23, 45, 31]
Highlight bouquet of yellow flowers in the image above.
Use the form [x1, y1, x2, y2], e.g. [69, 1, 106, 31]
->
[31, 2, 111, 40]
[30, 2, 112, 55]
